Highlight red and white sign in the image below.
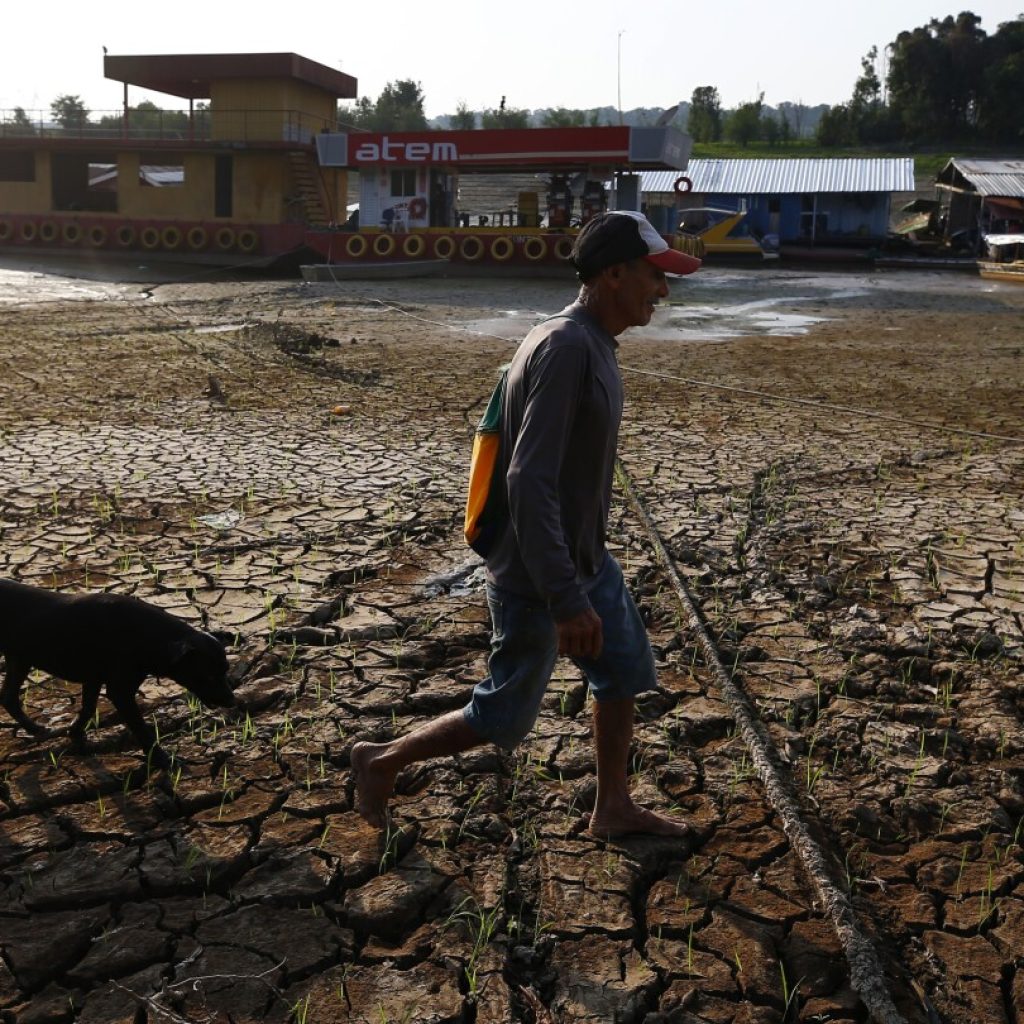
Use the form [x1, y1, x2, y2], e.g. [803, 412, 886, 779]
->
[317, 126, 690, 174]
[349, 127, 631, 167]
[353, 137, 460, 163]
[316, 126, 690, 171]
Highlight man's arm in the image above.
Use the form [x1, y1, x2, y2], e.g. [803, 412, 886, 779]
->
[505, 340, 591, 623]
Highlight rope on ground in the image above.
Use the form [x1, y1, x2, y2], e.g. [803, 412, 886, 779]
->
[366, 297, 524, 345]
[617, 459, 910, 1024]
[363, 299, 1024, 447]
[620, 364, 1024, 446]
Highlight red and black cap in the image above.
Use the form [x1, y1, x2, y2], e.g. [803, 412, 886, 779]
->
[569, 210, 702, 281]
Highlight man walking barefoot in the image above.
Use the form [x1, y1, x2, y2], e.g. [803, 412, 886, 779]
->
[353, 211, 702, 837]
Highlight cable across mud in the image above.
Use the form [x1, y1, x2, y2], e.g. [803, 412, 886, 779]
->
[618, 461, 909, 1024]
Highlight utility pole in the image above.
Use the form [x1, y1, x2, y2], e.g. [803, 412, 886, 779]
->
[617, 29, 626, 125]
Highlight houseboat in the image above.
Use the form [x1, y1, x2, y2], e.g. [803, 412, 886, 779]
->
[0, 53, 356, 267]
[0, 52, 701, 273]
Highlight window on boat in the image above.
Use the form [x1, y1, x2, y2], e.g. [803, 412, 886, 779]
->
[679, 209, 710, 232]
[54, 153, 117, 212]
[390, 169, 416, 197]
[139, 155, 184, 187]
[88, 163, 116, 191]
[0, 151, 35, 182]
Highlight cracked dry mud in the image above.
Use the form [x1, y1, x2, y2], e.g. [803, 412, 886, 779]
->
[0, 266, 1022, 1024]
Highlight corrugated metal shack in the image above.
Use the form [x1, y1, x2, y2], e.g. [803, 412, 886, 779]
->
[935, 159, 1024, 253]
[639, 158, 916, 245]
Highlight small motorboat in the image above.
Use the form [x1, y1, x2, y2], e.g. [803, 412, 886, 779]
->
[678, 207, 778, 261]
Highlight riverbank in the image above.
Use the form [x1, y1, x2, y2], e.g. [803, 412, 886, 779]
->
[0, 264, 1022, 1023]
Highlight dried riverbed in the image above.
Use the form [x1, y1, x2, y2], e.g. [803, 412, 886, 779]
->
[0, 261, 1022, 1023]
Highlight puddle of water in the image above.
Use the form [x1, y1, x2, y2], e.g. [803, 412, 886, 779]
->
[638, 306, 824, 341]
[0, 266, 128, 305]
[456, 266, 1016, 343]
[0, 252, 204, 304]
[459, 317, 529, 341]
[195, 323, 251, 334]
[463, 296, 827, 343]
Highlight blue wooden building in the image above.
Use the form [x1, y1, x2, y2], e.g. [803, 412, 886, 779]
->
[637, 158, 915, 245]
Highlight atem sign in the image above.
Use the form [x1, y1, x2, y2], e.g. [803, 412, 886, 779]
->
[315, 127, 689, 170]
[352, 137, 457, 162]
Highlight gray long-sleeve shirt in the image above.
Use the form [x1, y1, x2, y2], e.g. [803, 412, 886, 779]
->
[484, 302, 624, 620]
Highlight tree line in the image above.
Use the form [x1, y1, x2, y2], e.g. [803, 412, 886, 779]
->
[3, 97, 207, 135]
[339, 82, 552, 132]
[340, 10, 1023, 148]
[686, 11, 1023, 147]
[10, 12, 1020, 148]
[337, 81, 827, 140]
[817, 11, 1024, 146]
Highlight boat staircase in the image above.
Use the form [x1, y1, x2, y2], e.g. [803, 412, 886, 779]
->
[288, 151, 332, 228]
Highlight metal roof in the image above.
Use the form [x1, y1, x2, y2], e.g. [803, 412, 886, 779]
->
[639, 158, 916, 195]
[940, 159, 1024, 199]
[104, 53, 357, 101]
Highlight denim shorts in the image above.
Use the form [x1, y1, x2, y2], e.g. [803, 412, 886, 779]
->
[462, 554, 657, 750]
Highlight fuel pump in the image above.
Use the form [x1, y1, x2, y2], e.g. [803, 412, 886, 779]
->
[580, 180, 608, 223]
[546, 174, 573, 229]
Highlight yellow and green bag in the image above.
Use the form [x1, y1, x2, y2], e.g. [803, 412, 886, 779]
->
[464, 367, 509, 556]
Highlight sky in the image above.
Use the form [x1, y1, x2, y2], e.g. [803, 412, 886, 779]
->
[2, 0, 1022, 118]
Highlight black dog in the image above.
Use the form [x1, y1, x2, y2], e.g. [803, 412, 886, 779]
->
[0, 579, 235, 769]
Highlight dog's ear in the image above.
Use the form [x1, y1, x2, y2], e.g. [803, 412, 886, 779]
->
[167, 633, 227, 663]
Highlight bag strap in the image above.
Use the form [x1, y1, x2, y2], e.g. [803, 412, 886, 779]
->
[476, 312, 596, 433]
[475, 366, 507, 434]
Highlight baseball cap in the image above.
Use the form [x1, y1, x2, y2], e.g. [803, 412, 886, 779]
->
[570, 210, 702, 280]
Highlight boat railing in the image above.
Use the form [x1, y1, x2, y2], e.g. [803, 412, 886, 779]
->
[0, 108, 338, 144]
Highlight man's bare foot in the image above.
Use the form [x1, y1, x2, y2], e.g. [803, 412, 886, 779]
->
[350, 741, 397, 829]
[588, 802, 691, 839]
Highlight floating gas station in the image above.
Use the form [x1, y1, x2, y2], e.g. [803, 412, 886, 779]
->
[308, 124, 696, 270]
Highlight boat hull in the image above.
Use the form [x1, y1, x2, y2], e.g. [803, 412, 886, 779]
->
[302, 228, 580, 271]
[978, 261, 1024, 283]
[0, 213, 305, 267]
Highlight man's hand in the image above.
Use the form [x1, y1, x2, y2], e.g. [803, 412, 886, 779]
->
[557, 607, 603, 660]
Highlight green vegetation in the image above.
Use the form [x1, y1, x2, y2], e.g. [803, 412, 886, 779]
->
[886, 12, 1024, 144]
[339, 79, 429, 132]
[480, 97, 531, 129]
[49, 94, 89, 130]
[687, 86, 723, 144]
[686, 13, 1023, 151]
[96, 99, 209, 136]
[814, 13, 1024, 147]
[5, 106, 36, 135]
